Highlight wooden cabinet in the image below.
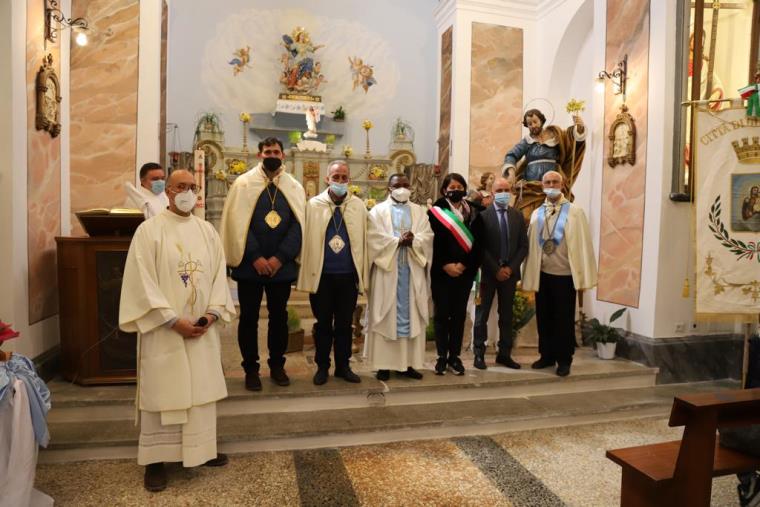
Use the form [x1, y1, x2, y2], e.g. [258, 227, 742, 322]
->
[56, 236, 136, 384]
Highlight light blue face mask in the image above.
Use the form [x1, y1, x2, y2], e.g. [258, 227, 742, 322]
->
[151, 180, 166, 195]
[543, 188, 561, 199]
[494, 192, 511, 207]
[330, 182, 348, 197]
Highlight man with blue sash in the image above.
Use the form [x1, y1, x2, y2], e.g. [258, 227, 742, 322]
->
[522, 171, 597, 377]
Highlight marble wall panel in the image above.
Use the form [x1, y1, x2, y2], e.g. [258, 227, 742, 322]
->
[468, 23, 522, 189]
[70, 0, 139, 234]
[596, 0, 650, 307]
[437, 27, 453, 176]
[159, 1, 168, 167]
[27, 0, 62, 324]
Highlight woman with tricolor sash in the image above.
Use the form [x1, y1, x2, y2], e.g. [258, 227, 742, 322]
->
[428, 173, 484, 376]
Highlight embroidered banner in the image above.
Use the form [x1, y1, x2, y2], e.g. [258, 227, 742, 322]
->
[695, 107, 760, 315]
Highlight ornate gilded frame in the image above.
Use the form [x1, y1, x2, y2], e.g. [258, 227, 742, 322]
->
[607, 104, 635, 167]
[35, 54, 62, 138]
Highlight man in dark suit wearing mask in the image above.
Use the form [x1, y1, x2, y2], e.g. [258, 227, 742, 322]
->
[473, 177, 528, 370]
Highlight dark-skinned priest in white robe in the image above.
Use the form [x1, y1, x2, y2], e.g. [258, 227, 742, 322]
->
[365, 174, 434, 381]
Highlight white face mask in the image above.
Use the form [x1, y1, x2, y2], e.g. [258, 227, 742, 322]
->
[174, 190, 197, 213]
[391, 187, 411, 203]
[543, 188, 561, 199]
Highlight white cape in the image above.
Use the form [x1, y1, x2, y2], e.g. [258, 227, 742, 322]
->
[296, 190, 369, 294]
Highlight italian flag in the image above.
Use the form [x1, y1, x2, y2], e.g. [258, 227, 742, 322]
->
[430, 206, 474, 253]
[740, 84, 758, 99]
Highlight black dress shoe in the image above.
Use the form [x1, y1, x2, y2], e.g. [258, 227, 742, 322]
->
[531, 357, 555, 369]
[556, 364, 571, 377]
[144, 463, 167, 492]
[203, 453, 229, 467]
[435, 357, 447, 375]
[473, 354, 487, 370]
[245, 373, 262, 391]
[398, 367, 423, 380]
[376, 369, 390, 381]
[270, 368, 290, 386]
[313, 368, 329, 385]
[495, 355, 521, 369]
[447, 357, 465, 376]
[334, 368, 361, 383]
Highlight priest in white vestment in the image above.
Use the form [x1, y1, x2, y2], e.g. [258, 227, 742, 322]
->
[119, 170, 235, 492]
[522, 170, 597, 377]
[123, 162, 169, 218]
[365, 174, 433, 381]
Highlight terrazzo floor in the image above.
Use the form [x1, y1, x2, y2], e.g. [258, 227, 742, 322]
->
[35, 418, 739, 506]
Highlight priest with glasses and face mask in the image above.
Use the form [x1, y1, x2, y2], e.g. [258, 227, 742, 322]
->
[119, 170, 236, 492]
[365, 174, 434, 381]
[220, 137, 305, 391]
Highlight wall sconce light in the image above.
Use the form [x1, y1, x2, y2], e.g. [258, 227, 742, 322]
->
[597, 54, 628, 100]
[45, 0, 89, 46]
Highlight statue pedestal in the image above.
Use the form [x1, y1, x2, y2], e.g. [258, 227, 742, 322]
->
[275, 98, 325, 116]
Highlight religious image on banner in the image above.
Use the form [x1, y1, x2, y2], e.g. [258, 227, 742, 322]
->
[695, 107, 760, 315]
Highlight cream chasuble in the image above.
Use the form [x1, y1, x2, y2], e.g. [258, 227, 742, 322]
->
[296, 190, 369, 294]
[364, 198, 433, 371]
[119, 210, 235, 425]
[521, 197, 597, 292]
[220, 163, 306, 268]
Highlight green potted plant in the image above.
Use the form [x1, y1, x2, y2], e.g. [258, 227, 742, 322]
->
[511, 291, 536, 343]
[586, 308, 627, 359]
[331, 106, 346, 121]
[286, 306, 304, 353]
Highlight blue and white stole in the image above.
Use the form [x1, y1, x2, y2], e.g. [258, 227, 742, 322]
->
[536, 202, 570, 249]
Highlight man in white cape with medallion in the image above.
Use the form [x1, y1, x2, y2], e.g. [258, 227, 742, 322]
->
[297, 160, 369, 385]
[365, 174, 434, 381]
[119, 170, 236, 492]
[522, 170, 596, 377]
[220, 137, 305, 390]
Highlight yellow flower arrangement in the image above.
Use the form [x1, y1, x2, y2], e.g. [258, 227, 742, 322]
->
[365, 198, 376, 209]
[239, 112, 251, 123]
[348, 184, 362, 196]
[228, 160, 248, 175]
[565, 99, 585, 115]
[368, 165, 386, 180]
[213, 170, 227, 181]
[362, 119, 373, 130]
[342, 145, 353, 157]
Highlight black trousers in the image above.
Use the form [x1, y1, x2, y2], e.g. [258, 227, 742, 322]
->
[535, 272, 576, 366]
[473, 276, 518, 357]
[309, 273, 359, 371]
[432, 275, 473, 360]
[237, 280, 291, 373]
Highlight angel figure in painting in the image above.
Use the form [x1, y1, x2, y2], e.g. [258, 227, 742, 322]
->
[228, 46, 252, 76]
[349, 56, 377, 93]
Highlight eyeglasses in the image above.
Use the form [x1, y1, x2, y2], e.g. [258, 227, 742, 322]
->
[171, 183, 199, 193]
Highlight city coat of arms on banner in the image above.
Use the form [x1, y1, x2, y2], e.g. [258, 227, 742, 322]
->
[696, 107, 760, 315]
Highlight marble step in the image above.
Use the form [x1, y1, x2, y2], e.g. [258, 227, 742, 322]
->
[40, 380, 736, 463]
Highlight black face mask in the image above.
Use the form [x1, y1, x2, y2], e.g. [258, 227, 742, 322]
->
[262, 157, 282, 172]
[446, 190, 467, 203]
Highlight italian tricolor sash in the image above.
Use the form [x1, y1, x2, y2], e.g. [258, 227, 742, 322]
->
[430, 206, 473, 253]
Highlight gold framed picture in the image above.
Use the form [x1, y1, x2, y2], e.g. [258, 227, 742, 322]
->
[35, 54, 61, 138]
[608, 104, 635, 167]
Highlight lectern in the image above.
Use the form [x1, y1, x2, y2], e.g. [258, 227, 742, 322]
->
[56, 211, 143, 384]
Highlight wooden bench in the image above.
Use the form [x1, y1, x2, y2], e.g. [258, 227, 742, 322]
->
[606, 388, 760, 507]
